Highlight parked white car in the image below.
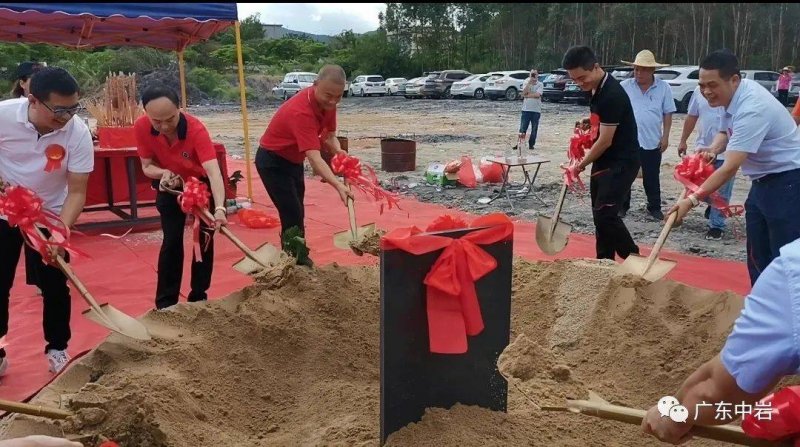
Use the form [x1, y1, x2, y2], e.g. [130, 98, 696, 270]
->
[450, 73, 496, 99]
[655, 65, 699, 113]
[385, 78, 407, 95]
[485, 70, 530, 101]
[736, 70, 781, 94]
[349, 75, 387, 96]
[271, 71, 316, 100]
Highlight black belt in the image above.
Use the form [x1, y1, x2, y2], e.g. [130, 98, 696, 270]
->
[752, 167, 800, 184]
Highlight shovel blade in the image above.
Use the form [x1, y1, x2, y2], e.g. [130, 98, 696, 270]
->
[232, 243, 285, 275]
[535, 216, 572, 255]
[83, 304, 151, 340]
[616, 254, 677, 283]
[333, 223, 377, 249]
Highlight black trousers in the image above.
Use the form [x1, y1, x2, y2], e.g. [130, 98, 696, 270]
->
[591, 158, 641, 260]
[0, 220, 71, 355]
[154, 185, 215, 310]
[778, 89, 789, 106]
[255, 149, 306, 237]
[25, 252, 38, 287]
[622, 147, 662, 214]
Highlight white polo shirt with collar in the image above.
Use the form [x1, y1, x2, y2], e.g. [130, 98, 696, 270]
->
[0, 97, 94, 215]
[719, 78, 800, 180]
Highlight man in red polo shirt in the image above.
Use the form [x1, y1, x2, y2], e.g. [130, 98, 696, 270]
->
[134, 84, 228, 310]
[256, 64, 352, 266]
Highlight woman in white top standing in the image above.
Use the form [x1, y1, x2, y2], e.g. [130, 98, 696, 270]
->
[519, 69, 544, 150]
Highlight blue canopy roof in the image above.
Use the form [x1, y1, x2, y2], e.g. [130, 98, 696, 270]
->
[0, 3, 238, 51]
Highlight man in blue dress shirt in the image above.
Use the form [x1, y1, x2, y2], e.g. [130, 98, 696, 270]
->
[620, 50, 677, 220]
[671, 49, 800, 285]
[677, 85, 735, 241]
[642, 237, 800, 443]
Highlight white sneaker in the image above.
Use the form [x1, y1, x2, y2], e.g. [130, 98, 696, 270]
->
[46, 349, 70, 374]
[0, 357, 8, 377]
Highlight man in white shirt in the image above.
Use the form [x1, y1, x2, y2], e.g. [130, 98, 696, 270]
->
[519, 68, 544, 150]
[677, 86, 735, 241]
[620, 50, 677, 220]
[671, 50, 800, 285]
[0, 67, 93, 376]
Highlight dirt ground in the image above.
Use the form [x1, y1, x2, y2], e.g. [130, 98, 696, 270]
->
[0, 259, 771, 446]
[193, 96, 749, 263]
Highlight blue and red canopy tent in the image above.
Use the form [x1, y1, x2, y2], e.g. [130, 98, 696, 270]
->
[0, 3, 257, 198]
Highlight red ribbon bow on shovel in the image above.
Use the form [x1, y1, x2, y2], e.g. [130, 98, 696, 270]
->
[0, 185, 87, 262]
[381, 213, 513, 354]
[178, 177, 211, 262]
[674, 154, 744, 219]
[330, 153, 400, 214]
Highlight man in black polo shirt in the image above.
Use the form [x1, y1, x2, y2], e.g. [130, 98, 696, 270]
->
[563, 45, 641, 260]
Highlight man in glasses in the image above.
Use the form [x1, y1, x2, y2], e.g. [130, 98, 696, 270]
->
[0, 67, 93, 376]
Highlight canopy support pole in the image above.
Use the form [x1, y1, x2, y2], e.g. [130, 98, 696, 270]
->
[178, 50, 187, 109]
[234, 21, 253, 200]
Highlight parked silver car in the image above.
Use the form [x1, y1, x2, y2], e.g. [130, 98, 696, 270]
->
[271, 71, 316, 100]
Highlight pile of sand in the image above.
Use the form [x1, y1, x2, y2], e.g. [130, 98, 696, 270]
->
[349, 230, 384, 257]
[0, 259, 758, 446]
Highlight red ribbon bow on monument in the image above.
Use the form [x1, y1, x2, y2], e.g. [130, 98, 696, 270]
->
[330, 153, 400, 214]
[381, 213, 514, 354]
[674, 154, 744, 218]
[0, 185, 86, 261]
[178, 177, 211, 262]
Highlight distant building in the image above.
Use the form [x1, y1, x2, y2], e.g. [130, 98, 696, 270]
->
[386, 28, 432, 56]
[260, 24, 333, 44]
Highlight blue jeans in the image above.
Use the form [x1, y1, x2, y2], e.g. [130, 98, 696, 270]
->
[519, 111, 541, 149]
[707, 159, 735, 230]
[744, 168, 800, 285]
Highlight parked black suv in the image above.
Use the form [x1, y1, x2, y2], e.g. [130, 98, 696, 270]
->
[542, 69, 570, 102]
[421, 70, 472, 99]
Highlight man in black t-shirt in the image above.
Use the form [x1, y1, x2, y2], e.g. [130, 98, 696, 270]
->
[563, 46, 641, 260]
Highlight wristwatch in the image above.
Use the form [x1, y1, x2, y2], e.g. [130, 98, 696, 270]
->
[214, 206, 227, 215]
[688, 194, 700, 208]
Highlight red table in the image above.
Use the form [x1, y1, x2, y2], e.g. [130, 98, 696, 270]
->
[79, 144, 230, 230]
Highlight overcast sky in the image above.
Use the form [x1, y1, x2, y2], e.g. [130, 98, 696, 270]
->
[237, 3, 386, 36]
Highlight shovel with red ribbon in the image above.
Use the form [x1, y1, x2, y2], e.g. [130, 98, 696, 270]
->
[0, 181, 150, 340]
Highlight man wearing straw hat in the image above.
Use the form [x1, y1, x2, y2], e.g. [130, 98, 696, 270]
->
[620, 50, 676, 221]
[671, 50, 800, 285]
[0, 67, 93, 375]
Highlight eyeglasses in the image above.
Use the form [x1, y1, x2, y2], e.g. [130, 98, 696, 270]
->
[36, 97, 83, 120]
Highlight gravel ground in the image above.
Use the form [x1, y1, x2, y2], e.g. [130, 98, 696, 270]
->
[190, 94, 750, 263]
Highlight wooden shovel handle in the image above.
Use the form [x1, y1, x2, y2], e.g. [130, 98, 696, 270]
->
[644, 190, 687, 272]
[0, 398, 73, 420]
[30, 227, 111, 325]
[549, 181, 569, 239]
[159, 183, 270, 270]
[199, 209, 269, 269]
[345, 182, 357, 238]
[560, 398, 786, 447]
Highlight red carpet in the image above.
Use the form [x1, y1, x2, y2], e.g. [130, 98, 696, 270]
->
[0, 158, 749, 402]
